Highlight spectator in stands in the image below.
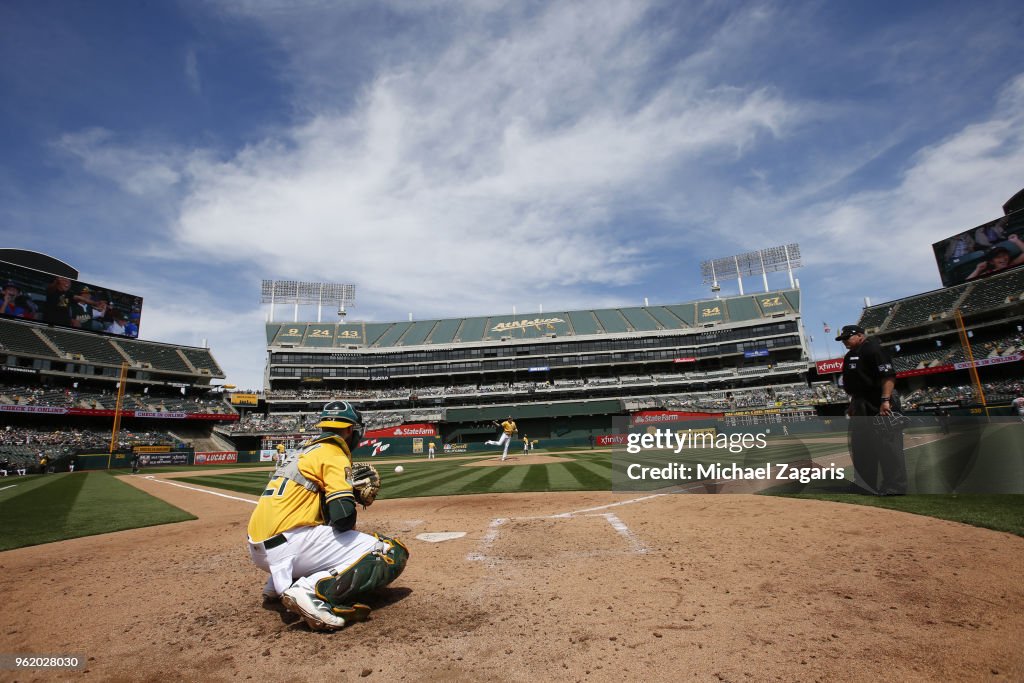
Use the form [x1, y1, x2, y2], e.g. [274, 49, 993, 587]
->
[2, 281, 35, 320]
[974, 218, 1007, 249]
[965, 235, 1024, 281]
[44, 276, 74, 326]
[69, 286, 96, 329]
[943, 232, 978, 263]
[836, 324, 906, 496]
[124, 311, 140, 338]
[105, 309, 128, 336]
[88, 293, 113, 332]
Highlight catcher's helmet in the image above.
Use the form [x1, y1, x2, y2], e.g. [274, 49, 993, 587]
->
[317, 401, 364, 431]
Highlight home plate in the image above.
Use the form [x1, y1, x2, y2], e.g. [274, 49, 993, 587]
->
[415, 532, 467, 543]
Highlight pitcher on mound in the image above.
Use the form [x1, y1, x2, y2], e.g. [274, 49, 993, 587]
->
[485, 416, 518, 461]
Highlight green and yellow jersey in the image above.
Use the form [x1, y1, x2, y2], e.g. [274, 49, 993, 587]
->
[248, 432, 356, 542]
[501, 420, 517, 435]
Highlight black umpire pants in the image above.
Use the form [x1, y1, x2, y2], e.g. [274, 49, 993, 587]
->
[848, 397, 907, 495]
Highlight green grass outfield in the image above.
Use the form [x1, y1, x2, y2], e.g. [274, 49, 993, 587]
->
[0, 471, 195, 551]
[175, 444, 1024, 537]
[176, 449, 614, 499]
[2, 435, 1021, 551]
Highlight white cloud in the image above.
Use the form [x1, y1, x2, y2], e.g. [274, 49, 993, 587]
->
[184, 47, 201, 95]
[168, 1, 801, 318]
[53, 128, 184, 198]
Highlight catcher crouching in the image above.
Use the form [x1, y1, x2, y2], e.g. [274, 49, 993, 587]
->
[246, 401, 409, 631]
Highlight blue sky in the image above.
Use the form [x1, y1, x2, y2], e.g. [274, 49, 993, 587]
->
[2, 0, 1023, 390]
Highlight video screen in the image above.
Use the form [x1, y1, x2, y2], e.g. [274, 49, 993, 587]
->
[0, 261, 143, 338]
[932, 208, 1024, 287]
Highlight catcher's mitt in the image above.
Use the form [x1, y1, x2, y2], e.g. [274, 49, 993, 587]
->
[350, 463, 381, 507]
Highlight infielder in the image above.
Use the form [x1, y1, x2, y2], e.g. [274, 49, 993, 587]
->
[247, 401, 409, 631]
[485, 416, 517, 461]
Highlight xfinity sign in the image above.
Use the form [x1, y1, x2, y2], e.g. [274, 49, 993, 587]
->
[815, 358, 845, 375]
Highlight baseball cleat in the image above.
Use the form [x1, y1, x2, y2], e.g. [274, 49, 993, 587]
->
[282, 586, 347, 631]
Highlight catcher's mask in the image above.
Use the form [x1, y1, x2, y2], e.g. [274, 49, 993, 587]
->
[317, 400, 364, 450]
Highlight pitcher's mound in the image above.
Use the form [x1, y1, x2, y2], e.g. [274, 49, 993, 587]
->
[463, 453, 572, 467]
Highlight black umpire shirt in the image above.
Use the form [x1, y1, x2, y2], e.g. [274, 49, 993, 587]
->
[841, 336, 896, 408]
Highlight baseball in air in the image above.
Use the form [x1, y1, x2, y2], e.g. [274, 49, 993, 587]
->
[394, 466, 404, 474]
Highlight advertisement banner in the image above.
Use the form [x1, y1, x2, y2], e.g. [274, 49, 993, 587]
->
[0, 404, 237, 421]
[896, 365, 955, 378]
[139, 452, 190, 466]
[134, 445, 171, 453]
[597, 434, 630, 446]
[631, 411, 723, 426]
[259, 449, 279, 463]
[672, 357, 697, 363]
[443, 443, 468, 453]
[230, 393, 260, 406]
[364, 423, 438, 439]
[412, 438, 423, 454]
[194, 451, 238, 465]
[953, 354, 1022, 370]
[815, 358, 844, 375]
[0, 404, 67, 415]
[743, 349, 770, 358]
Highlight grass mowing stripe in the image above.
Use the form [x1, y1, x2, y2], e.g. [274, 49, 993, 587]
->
[521, 465, 551, 491]
[380, 466, 490, 498]
[455, 465, 520, 493]
[0, 474, 88, 534]
[0, 472, 195, 551]
[560, 462, 611, 489]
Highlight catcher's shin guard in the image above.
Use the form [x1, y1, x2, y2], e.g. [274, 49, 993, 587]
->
[315, 535, 410, 613]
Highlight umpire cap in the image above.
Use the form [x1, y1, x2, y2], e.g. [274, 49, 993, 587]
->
[835, 324, 865, 341]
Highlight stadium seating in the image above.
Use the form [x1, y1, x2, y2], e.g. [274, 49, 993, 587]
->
[958, 268, 1024, 314]
[857, 305, 892, 331]
[180, 348, 223, 375]
[0, 319, 61, 358]
[619, 307, 662, 332]
[43, 328, 128, 366]
[119, 341, 192, 373]
[726, 297, 761, 322]
[885, 288, 966, 330]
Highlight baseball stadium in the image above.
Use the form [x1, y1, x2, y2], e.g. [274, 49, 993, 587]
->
[1, 197, 1023, 679]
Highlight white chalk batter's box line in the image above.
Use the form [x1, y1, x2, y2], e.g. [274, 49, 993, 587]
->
[466, 495, 657, 564]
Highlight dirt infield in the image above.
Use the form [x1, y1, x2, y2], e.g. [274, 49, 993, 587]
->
[1, 476, 1022, 682]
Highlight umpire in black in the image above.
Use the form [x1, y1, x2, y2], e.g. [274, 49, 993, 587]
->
[837, 324, 907, 495]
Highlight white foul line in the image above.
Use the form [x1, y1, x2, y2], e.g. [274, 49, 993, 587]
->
[596, 512, 648, 554]
[466, 517, 507, 562]
[550, 492, 668, 518]
[0, 484, 17, 492]
[143, 476, 257, 505]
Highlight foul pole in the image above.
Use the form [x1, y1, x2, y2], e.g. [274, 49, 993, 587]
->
[954, 309, 988, 417]
[108, 361, 129, 469]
